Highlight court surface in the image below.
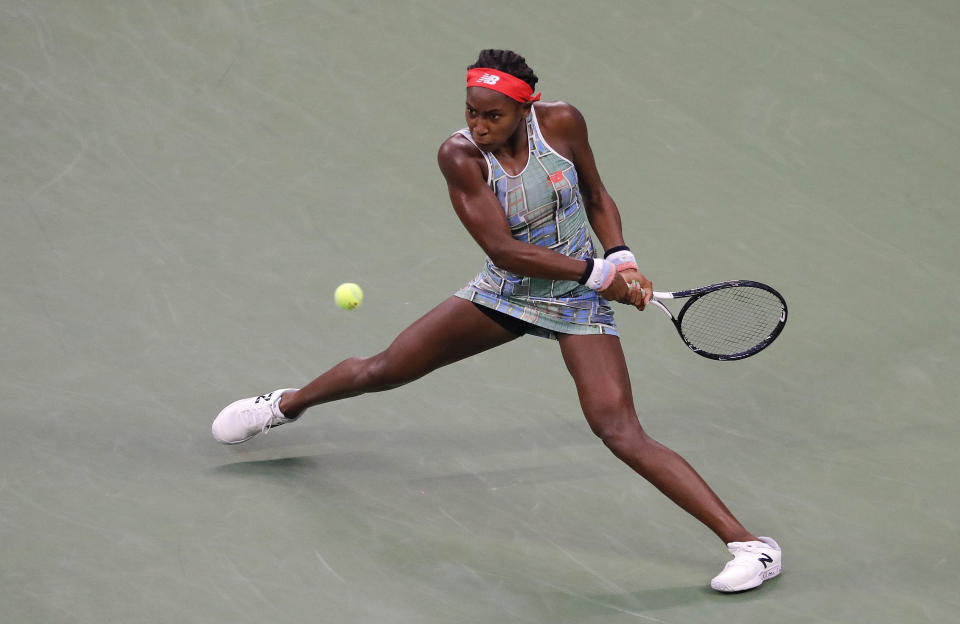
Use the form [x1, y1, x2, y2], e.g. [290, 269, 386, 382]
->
[2, 1, 959, 622]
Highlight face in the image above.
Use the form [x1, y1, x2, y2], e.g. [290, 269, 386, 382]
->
[465, 86, 529, 151]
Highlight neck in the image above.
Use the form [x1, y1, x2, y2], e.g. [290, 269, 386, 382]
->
[493, 115, 529, 160]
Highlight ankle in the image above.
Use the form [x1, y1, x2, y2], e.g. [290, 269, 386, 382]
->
[722, 531, 759, 544]
[278, 393, 303, 420]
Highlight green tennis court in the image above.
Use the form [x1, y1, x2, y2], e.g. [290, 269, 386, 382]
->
[2, 1, 958, 622]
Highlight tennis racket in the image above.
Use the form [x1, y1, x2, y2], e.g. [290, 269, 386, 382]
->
[644, 280, 787, 361]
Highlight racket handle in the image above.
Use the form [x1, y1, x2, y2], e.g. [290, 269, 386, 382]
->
[651, 291, 672, 300]
[649, 299, 672, 317]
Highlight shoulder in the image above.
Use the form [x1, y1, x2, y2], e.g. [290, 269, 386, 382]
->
[534, 101, 589, 162]
[438, 132, 479, 162]
[437, 133, 486, 185]
[534, 101, 588, 139]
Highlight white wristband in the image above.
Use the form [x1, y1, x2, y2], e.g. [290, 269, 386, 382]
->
[584, 258, 616, 291]
[606, 249, 638, 272]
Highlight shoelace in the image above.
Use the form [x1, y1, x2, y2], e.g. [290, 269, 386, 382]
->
[261, 403, 286, 435]
[239, 396, 285, 436]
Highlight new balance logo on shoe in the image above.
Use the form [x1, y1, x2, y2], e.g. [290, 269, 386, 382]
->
[475, 73, 501, 86]
[711, 537, 781, 592]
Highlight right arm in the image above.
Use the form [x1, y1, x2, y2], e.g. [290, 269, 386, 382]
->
[437, 136, 590, 283]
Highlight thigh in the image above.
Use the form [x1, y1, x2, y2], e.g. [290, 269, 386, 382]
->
[556, 333, 638, 425]
[380, 296, 522, 378]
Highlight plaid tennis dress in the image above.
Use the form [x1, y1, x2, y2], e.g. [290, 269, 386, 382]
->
[453, 104, 618, 339]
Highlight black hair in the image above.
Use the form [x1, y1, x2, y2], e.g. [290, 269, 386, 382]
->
[468, 49, 538, 91]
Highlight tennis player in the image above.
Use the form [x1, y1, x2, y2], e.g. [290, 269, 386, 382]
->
[213, 49, 781, 592]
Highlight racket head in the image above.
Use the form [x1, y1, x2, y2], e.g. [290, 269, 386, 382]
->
[673, 281, 787, 361]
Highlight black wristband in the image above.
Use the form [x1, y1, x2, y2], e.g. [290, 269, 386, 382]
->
[603, 245, 631, 258]
[577, 258, 594, 285]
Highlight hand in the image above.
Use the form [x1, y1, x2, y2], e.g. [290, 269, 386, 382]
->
[618, 269, 653, 310]
[598, 272, 631, 304]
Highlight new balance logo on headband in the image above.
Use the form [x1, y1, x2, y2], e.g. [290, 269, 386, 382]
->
[466, 68, 541, 103]
[475, 73, 501, 85]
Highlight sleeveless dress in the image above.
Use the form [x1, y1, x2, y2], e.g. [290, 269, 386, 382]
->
[453, 104, 618, 340]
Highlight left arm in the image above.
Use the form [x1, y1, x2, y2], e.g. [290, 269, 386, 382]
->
[565, 110, 626, 252]
[539, 102, 653, 307]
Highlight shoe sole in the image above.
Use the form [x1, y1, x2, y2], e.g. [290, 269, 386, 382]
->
[711, 565, 781, 593]
[212, 431, 255, 445]
[212, 421, 288, 444]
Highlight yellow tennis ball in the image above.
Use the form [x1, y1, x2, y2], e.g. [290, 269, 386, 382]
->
[334, 283, 363, 310]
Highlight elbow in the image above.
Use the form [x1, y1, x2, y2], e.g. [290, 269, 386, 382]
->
[486, 240, 521, 272]
[584, 187, 613, 212]
[583, 190, 603, 208]
[486, 248, 512, 271]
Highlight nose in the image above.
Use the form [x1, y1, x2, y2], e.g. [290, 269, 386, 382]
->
[471, 121, 488, 138]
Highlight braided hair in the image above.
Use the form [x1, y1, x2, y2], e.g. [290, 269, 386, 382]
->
[468, 49, 538, 91]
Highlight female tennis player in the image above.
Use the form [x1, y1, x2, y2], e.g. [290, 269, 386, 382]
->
[212, 49, 781, 592]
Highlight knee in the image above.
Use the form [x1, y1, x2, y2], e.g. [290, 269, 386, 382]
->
[358, 351, 413, 392]
[583, 399, 647, 449]
[591, 415, 647, 449]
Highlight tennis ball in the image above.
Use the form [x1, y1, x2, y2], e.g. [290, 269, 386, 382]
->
[334, 283, 363, 310]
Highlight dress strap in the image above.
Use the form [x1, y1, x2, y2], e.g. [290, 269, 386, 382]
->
[528, 105, 575, 167]
[455, 128, 493, 185]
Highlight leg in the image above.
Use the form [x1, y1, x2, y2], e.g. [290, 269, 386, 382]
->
[279, 297, 521, 419]
[557, 333, 756, 544]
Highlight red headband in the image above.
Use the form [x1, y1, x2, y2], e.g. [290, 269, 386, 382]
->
[466, 68, 541, 103]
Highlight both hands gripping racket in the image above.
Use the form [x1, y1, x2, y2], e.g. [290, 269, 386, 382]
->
[644, 280, 787, 361]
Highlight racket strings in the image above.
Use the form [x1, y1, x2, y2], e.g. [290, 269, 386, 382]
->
[679, 287, 784, 356]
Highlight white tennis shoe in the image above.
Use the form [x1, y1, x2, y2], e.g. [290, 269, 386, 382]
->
[212, 388, 298, 444]
[710, 536, 782, 592]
